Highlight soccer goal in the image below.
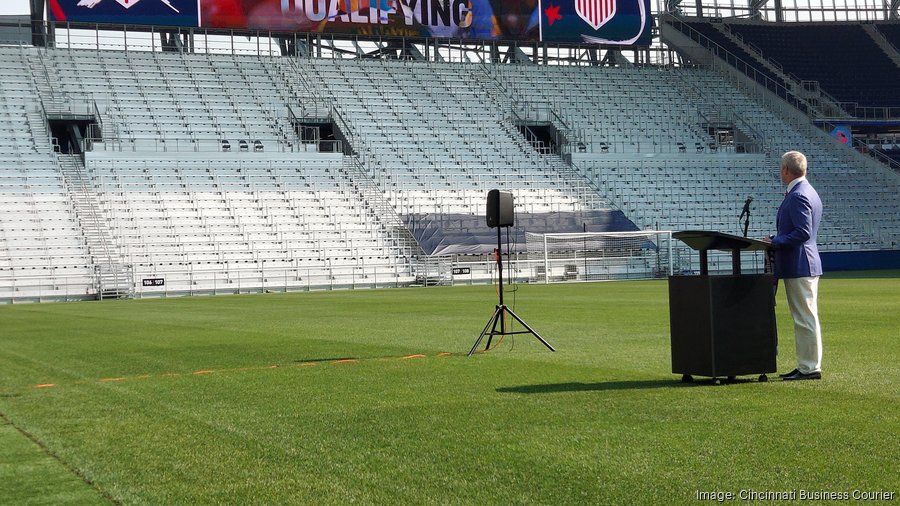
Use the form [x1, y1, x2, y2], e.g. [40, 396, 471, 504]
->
[525, 231, 674, 283]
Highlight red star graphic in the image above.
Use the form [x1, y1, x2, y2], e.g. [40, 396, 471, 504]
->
[545, 4, 562, 26]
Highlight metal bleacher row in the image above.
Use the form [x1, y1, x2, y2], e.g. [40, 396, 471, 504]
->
[491, 62, 900, 250]
[295, 57, 612, 219]
[2, 47, 421, 300]
[492, 64, 717, 154]
[725, 21, 900, 109]
[1, 48, 95, 301]
[1, 41, 899, 301]
[683, 68, 900, 248]
[86, 152, 406, 272]
[53, 49, 301, 152]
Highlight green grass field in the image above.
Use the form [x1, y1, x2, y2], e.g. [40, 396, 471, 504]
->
[1, 273, 898, 504]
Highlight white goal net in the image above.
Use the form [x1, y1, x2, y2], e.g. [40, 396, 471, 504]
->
[525, 231, 674, 283]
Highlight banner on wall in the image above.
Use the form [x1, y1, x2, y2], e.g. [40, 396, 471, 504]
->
[541, 0, 652, 45]
[48, 0, 653, 46]
[47, 0, 200, 27]
[830, 124, 852, 146]
[200, 0, 538, 40]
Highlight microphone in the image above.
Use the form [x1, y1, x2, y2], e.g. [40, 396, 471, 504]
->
[739, 196, 753, 219]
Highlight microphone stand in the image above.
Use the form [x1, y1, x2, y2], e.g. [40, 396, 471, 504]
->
[740, 198, 752, 238]
[741, 209, 750, 238]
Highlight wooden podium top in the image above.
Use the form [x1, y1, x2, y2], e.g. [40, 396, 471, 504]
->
[674, 231, 772, 253]
[673, 231, 772, 275]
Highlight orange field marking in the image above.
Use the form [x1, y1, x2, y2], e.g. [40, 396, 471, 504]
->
[31, 351, 450, 389]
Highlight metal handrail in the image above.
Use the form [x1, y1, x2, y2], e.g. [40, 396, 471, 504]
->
[669, 16, 882, 140]
[818, 119, 900, 175]
[716, 21, 860, 117]
[662, 15, 820, 117]
[33, 96, 56, 150]
[33, 46, 66, 105]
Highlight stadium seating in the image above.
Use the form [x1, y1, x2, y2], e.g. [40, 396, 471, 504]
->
[677, 20, 789, 93]
[574, 66, 900, 250]
[879, 23, 900, 51]
[292, 57, 621, 249]
[725, 22, 900, 109]
[0, 48, 95, 302]
[873, 134, 900, 165]
[84, 151, 412, 293]
[492, 64, 716, 154]
[5, 48, 419, 297]
[299, 58, 576, 195]
[1, 40, 899, 301]
[53, 50, 299, 151]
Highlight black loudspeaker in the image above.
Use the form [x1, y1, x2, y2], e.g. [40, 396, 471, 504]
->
[486, 190, 514, 228]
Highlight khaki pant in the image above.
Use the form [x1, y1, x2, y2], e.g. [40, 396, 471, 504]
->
[784, 276, 823, 374]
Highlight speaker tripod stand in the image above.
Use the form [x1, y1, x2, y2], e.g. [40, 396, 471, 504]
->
[468, 226, 556, 356]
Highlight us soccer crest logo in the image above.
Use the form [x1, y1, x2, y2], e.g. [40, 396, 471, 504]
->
[541, 0, 651, 46]
[576, 0, 616, 31]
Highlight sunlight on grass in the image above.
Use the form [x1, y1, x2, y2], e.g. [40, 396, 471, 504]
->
[1, 276, 898, 504]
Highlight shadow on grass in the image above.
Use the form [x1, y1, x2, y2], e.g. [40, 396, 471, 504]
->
[498, 376, 770, 393]
[496, 379, 690, 394]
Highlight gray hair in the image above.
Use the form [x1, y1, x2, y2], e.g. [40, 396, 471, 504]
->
[781, 151, 808, 177]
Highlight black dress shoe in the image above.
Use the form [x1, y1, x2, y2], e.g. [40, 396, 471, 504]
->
[782, 370, 822, 381]
[779, 368, 799, 379]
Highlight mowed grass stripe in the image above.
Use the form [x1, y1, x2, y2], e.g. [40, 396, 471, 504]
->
[1, 277, 898, 504]
[0, 415, 109, 505]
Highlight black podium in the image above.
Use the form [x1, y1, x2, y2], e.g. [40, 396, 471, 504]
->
[669, 231, 777, 384]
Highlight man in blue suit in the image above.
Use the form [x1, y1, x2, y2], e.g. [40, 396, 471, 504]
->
[771, 151, 823, 381]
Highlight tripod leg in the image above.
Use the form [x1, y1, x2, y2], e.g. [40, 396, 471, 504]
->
[468, 306, 503, 357]
[505, 307, 556, 352]
[484, 305, 503, 350]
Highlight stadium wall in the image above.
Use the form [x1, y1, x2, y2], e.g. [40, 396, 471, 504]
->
[821, 250, 900, 271]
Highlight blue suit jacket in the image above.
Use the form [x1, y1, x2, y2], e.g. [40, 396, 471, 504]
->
[773, 179, 823, 279]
